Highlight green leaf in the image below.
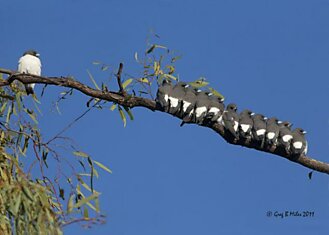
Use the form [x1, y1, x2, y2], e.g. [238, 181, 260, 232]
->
[95, 197, 100, 213]
[15, 93, 22, 111]
[0, 101, 7, 114]
[110, 103, 117, 111]
[118, 106, 127, 127]
[189, 78, 209, 88]
[55, 102, 61, 115]
[138, 78, 149, 84]
[92, 61, 101, 65]
[78, 177, 93, 192]
[208, 87, 225, 100]
[87, 70, 101, 90]
[171, 55, 182, 63]
[122, 78, 133, 89]
[6, 103, 12, 123]
[67, 194, 74, 214]
[73, 193, 99, 209]
[146, 44, 167, 54]
[13, 192, 21, 215]
[146, 44, 156, 54]
[123, 106, 134, 121]
[83, 207, 89, 218]
[155, 44, 167, 49]
[163, 74, 177, 81]
[166, 65, 175, 74]
[33, 99, 43, 115]
[26, 110, 38, 124]
[73, 151, 89, 158]
[93, 160, 112, 174]
[22, 185, 34, 201]
[101, 65, 109, 71]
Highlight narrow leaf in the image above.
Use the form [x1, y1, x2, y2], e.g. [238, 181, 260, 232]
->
[123, 106, 134, 121]
[93, 160, 112, 174]
[87, 70, 101, 90]
[67, 194, 74, 213]
[73, 193, 99, 209]
[146, 44, 156, 54]
[83, 207, 89, 218]
[122, 78, 133, 89]
[189, 79, 209, 88]
[101, 65, 109, 71]
[73, 151, 89, 158]
[163, 74, 177, 81]
[118, 106, 127, 127]
[138, 78, 149, 84]
[208, 87, 225, 100]
[110, 104, 117, 111]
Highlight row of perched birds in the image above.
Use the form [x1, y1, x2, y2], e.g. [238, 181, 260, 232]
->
[156, 80, 308, 157]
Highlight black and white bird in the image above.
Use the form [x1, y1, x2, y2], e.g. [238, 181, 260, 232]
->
[251, 114, 267, 147]
[168, 82, 189, 116]
[194, 90, 211, 124]
[291, 128, 308, 156]
[238, 109, 254, 140]
[220, 103, 239, 139]
[156, 79, 173, 112]
[180, 86, 198, 125]
[204, 93, 225, 123]
[265, 117, 281, 151]
[277, 121, 293, 154]
[18, 50, 41, 95]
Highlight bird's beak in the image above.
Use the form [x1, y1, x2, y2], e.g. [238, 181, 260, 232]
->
[303, 130, 307, 134]
[251, 112, 255, 116]
[277, 120, 282, 124]
[36, 53, 40, 57]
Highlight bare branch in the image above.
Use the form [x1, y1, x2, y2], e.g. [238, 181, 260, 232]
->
[1, 68, 328, 175]
[116, 63, 126, 95]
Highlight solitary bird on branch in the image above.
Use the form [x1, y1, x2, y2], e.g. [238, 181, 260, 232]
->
[17, 50, 41, 95]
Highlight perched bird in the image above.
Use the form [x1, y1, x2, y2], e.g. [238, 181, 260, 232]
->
[277, 121, 293, 154]
[168, 82, 189, 116]
[156, 79, 173, 112]
[204, 93, 225, 123]
[265, 117, 281, 151]
[251, 114, 267, 147]
[194, 90, 211, 124]
[239, 109, 254, 140]
[180, 87, 197, 125]
[291, 128, 308, 156]
[18, 50, 41, 95]
[221, 103, 239, 139]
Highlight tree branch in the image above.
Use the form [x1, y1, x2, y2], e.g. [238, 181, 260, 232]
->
[116, 63, 126, 96]
[1, 68, 328, 175]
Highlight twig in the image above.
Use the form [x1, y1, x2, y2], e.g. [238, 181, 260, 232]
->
[46, 100, 101, 144]
[116, 63, 126, 95]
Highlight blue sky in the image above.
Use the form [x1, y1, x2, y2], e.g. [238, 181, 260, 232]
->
[2, 0, 329, 234]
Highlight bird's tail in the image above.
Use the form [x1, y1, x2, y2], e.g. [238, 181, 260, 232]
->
[24, 84, 34, 95]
